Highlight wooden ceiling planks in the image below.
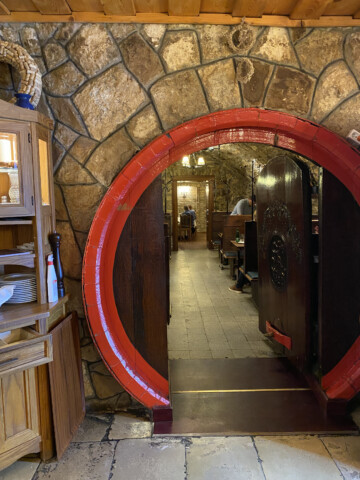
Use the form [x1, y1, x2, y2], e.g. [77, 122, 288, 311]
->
[232, 0, 267, 17]
[324, 0, 360, 15]
[290, 0, 334, 19]
[200, 0, 233, 14]
[101, 0, 136, 15]
[135, 0, 167, 13]
[168, 0, 201, 16]
[0, 1, 10, 14]
[67, 0, 103, 12]
[31, 0, 71, 14]
[2, 0, 37, 11]
[264, 0, 298, 15]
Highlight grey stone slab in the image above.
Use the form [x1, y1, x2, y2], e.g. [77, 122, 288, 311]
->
[109, 414, 152, 440]
[111, 438, 185, 480]
[187, 437, 264, 480]
[36, 442, 115, 480]
[71, 414, 112, 443]
[0, 459, 40, 480]
[322, 436, 360, 479]
[255, 436, 343, 480]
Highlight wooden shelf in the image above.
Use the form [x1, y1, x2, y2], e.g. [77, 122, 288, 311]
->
[0, 295, 69, 332]
[0, 252, 35, 268]
[0, 219, 33, 225]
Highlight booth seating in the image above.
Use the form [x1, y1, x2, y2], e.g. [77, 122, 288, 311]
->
[210, 211, 228, 250]
[220, 215, 252, 278]
[238, 221, 258, 306]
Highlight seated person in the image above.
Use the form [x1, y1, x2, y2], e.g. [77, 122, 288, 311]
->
[188, 205, 196, 233]
[229, 269, 250, 293]
[231, 196, 254, 215]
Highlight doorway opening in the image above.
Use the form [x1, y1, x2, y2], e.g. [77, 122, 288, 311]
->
[83, 109, 360, 411]
[162, 143, 336, 434]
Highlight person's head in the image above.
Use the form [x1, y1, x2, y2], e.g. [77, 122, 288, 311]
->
[184, 205, 189, 211]
[188, 205, 192, 210]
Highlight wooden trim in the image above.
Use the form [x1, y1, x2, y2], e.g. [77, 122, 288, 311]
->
[0, 12, 347, 26]
[208, 179, 214, 248]
[36, 364, 55, 461]
[171, 179, 178, 252]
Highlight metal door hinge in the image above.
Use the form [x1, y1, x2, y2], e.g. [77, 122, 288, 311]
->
[31, 196, 34, 206]
[28, 133, 31, 143]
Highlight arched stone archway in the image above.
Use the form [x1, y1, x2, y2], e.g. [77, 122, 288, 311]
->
[82, 108, 360, 408]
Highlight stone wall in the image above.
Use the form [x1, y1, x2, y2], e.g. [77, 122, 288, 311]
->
[0, 22, 359, 412]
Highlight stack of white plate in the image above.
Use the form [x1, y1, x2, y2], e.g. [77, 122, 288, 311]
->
[0, 273, 37, 304]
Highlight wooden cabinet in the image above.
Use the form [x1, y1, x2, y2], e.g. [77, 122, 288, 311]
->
[0, 100, 70, 471]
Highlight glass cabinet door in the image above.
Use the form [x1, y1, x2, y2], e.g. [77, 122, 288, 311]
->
[0, 121, 34, 217]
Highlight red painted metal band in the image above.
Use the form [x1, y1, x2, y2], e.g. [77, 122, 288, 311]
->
[265, 321, 292, 351]
[322, 336, 360, 399]
[83, 108, 360, 408]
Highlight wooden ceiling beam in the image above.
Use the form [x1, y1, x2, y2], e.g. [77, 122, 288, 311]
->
[100, 0, 136, 15]
[0, 1, 10, 14]
[31, 0, 71, 14]
[232, 0, 267, 17]
[290, 0, 334, 19]
[355, 8, 360, 16]
[168, 0, 201, 16]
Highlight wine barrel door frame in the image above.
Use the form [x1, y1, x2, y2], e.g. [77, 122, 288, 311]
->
[82, 108, 360, 408]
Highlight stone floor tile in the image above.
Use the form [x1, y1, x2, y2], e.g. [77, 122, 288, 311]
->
[72, 414, 112, 442]
[109, 413, 152, 440]
[255, 435, 343, 480]
[169, 350, 190, 359]
[111, 438, 185, 480]
[186, 437, 264, 480]
[189, 349, 212, 359]
[232, 348, 257, 358]
[36, 442, 115, 480]
[211, 349, 234, 358]
[322, 436, 360, 479]
[0, 459, 40, 480]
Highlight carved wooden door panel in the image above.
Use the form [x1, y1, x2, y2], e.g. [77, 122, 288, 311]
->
[257, 156, 311, 370]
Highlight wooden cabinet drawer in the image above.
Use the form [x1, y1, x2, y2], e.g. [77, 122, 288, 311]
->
[0, 327, 52, 376]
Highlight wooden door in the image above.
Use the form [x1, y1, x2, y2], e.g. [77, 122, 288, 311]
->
[257, 156, 312, 370]
[113, 176, 168, 380]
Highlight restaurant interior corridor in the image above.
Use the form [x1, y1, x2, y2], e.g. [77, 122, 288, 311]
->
[167, 241, 276, 361]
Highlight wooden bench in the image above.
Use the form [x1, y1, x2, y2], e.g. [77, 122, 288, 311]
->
[220, 215, 252, 278]
[239, 221, 258, 306]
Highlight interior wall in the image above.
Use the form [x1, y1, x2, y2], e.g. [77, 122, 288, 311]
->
[0, 22, 359, 412]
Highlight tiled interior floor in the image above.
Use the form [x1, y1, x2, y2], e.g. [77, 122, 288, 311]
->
[168, 247, 280, 360]
[3, 413, 360, 480]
